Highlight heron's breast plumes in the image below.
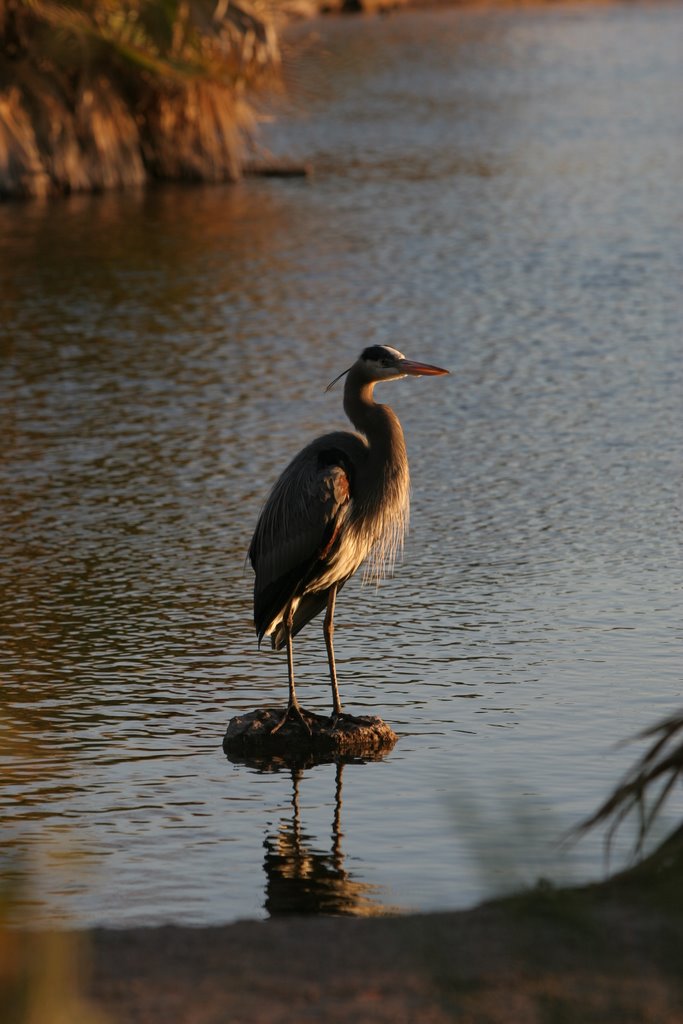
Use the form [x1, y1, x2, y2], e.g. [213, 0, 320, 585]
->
[358, 456, 410, 584]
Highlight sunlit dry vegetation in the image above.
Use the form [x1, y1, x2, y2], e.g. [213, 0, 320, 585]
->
[0, 709, 106, 1024]
[0, 0, 281, 198]
[1, 923, 109, 1024]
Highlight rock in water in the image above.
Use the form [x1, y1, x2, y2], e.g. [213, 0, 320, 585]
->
[223, 708, 398, 759]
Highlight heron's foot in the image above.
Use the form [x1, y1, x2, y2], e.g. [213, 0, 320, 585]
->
[270, 701, 311, 736]
[328, 707, 344, 730]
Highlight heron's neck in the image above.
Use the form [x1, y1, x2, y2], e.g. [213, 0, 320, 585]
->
[343, 370, 407, 474]
[342, 368, 410, 570]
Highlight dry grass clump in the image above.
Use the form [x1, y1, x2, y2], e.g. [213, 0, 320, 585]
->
[0, 920, 110, 1024]
[0, 0, 281, 198]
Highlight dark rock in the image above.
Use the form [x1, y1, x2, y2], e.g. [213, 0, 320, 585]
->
[242, 160, 313, 178]
[223, 707, 398, 764]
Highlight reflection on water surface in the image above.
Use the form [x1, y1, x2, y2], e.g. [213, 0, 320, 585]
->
[1, 3, 682, 925]
[262, 763, 390, 918]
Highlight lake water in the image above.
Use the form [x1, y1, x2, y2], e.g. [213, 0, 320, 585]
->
[1, 2, 681, 926]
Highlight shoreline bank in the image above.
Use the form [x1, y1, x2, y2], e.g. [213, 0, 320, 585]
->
[8, 829, 682, 1023]
[88, 835, 683, 1022]
[2, 0, 671, 201]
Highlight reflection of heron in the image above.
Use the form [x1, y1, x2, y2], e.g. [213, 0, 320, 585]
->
[249, 345, 448, 730]
[263, 762, 390, 917]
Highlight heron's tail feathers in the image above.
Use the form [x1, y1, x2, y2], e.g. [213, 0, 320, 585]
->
[268, 591, 328, 650]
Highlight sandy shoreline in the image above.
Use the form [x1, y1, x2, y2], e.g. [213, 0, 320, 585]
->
[87, 895, 681, 1022]
[75, 834, 683, 1023]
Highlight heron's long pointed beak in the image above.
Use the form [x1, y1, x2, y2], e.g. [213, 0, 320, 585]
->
[399, 359, 449, 377]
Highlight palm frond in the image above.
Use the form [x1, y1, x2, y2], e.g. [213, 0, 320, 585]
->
[19, 0, 279, 85]
[0, 0, 281, 197]
[575, 710, 683, 860]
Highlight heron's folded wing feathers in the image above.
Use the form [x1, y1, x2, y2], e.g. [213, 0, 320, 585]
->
[250, 446, 352, 639]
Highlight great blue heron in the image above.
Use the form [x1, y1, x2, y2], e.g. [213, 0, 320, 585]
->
[248, 344, 449, 732]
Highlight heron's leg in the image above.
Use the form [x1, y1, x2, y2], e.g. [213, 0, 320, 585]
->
[271, 603, 310, 735]
[323, 585, 343, 718]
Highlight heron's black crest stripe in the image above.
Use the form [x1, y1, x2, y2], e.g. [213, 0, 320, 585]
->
[361, 345, 393, 363]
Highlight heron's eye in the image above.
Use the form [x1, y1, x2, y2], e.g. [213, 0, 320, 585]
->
[381, 358, 393, 367]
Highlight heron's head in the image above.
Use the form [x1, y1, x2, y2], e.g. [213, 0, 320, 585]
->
[326, 345, 449, 391]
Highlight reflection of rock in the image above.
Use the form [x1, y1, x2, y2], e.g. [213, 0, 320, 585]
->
[263, 764, 394, 917]
[225, 725, 399, 916]
[223, 708, 398, 761]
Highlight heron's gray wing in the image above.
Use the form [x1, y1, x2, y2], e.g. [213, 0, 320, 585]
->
[249, 439, 356, 642]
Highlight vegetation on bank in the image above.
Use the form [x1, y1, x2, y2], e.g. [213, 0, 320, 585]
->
[0, 0, 412, 199]
[0, 0, 281, 199]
